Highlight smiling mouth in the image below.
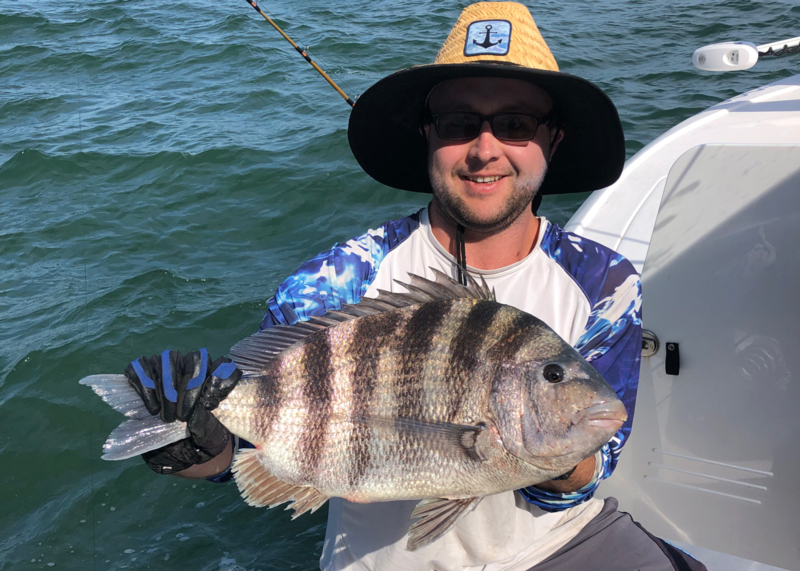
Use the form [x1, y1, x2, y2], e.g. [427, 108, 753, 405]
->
[462, 175, 505, 183]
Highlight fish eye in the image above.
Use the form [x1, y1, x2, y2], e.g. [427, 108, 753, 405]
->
[543, 364, 565, 383]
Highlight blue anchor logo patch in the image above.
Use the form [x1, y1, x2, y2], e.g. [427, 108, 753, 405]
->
[464, 20, 511, 57]
[475, 25, 501, 49]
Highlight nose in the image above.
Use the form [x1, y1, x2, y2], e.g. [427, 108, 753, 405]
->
[466, 120, 502, 164]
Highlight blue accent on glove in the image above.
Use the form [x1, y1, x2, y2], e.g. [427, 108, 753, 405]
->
[161, 349, 178, 403]
[211, 361, 238, 380]
[186, 347, 209, 391]
[131, 358, 156, 390]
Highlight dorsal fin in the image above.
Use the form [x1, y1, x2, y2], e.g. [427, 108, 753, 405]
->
[389, 268, 494, 304]
[230, 268, 495, 372]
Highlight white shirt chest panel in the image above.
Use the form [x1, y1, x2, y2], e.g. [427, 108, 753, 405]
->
[321, 211, 600, 571]
[364, 211, 592, 346]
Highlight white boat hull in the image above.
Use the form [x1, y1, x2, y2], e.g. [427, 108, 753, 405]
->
[566, 76, 800, 571]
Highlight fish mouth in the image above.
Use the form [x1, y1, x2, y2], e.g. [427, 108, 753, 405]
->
[583, 401, 628, 430]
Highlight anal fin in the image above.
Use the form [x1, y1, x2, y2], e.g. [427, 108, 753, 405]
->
[407, 496, 483, 551]
[231, 448, 329, 517]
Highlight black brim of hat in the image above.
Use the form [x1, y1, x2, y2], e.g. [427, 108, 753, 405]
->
[348, 63, 625, 195]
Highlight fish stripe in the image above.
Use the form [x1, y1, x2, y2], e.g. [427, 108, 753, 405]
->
[390, 302, 455, 479]
[488, 311, 538, 363]
[396, 301, 454, 420]
[345, 311, 402, 489]
[442, 301, 504, 421]
[297, 330, 334, 481]
[251, 365, 284, 444]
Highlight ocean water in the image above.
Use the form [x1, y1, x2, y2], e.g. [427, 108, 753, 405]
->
[1, 0, 798, 569]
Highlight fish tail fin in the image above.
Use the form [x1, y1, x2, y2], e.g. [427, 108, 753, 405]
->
[80, 374, 189, 460]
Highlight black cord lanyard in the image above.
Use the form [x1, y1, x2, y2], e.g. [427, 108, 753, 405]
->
[455, 224, 468, 285]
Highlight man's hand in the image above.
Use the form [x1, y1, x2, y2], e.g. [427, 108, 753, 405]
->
[124, 349, 241, 475]
[534, 455, 597, 493]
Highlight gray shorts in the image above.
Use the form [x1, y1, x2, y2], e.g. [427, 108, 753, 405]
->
[529, 498, 707, 571]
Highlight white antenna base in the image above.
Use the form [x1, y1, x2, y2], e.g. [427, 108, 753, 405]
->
[693, 42, 759, 71]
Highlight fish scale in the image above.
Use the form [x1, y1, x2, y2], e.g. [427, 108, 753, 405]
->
[83, 269, 627, 551]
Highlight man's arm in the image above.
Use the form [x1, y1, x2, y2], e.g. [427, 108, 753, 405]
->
[521, 252, 643, 509]
[175, 437, 235, 479]
[534, 455, 596, 493]
[259, 215, 418, 329]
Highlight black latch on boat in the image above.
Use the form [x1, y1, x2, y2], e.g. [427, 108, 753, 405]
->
[665, 342, 680, 375]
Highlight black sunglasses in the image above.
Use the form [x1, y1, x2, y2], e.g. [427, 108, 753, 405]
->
[427, 111, 556, 142]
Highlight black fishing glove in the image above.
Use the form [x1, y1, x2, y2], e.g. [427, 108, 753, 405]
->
[124, 349, 241, 474]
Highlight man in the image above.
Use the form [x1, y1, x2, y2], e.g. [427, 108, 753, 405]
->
[125, 3, 705, 570]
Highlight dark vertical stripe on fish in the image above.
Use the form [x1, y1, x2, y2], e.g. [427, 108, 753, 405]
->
[298, 330, 334, 481]
[488, 312, 539, 363]
[443, 301, 504, 421]
[253, 364, 284, 442]
[346, 311, 402, 489]
[396, 301, 454, 420]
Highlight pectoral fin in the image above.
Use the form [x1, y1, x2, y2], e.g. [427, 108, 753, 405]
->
[406, 496, 483, 551]
[232, 448, 329, 518]
[361, 417, 493, 463]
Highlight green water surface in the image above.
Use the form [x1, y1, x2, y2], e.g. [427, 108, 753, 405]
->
[1, 0, 798, 569]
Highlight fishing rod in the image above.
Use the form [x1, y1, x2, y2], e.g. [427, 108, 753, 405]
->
[243, 0, 355, 107]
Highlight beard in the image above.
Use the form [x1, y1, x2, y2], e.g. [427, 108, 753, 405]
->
[429, 163, 548, 234]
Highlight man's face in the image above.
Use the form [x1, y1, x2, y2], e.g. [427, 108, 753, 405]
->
[425, 77, 560, 234]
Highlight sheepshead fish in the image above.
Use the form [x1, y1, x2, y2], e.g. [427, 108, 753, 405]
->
[80, 270, 626, 551]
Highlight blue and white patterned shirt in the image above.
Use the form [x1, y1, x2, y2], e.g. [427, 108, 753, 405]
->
[259, 207, 642, 569]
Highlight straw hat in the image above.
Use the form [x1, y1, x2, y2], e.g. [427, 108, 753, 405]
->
[348, 2, 625, 195]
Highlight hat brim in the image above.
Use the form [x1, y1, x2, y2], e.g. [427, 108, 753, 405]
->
[347, 63, 625, 195]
